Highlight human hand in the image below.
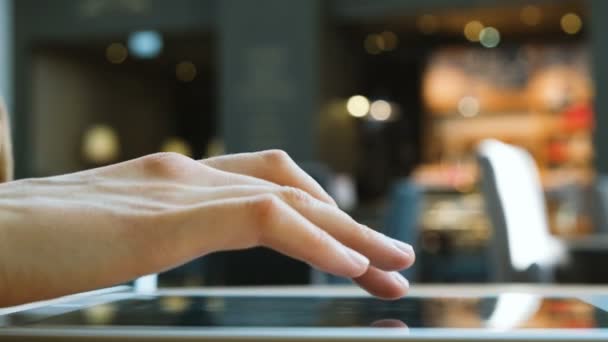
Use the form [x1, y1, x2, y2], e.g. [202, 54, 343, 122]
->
[0, 150, 414, 307]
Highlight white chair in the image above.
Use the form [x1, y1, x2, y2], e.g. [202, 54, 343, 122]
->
[477, 139, 567, 282]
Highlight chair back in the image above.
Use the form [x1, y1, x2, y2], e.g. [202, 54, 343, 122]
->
[478, 139, 560, 282]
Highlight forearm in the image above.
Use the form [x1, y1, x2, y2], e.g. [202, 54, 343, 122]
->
[0, 198, 164, 307]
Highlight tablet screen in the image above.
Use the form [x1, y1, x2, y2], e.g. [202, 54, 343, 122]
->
[15, 294, 608, 330]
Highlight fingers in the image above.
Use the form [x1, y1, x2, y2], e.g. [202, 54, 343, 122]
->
[200, 150, 337, 206]
[121, 152, 415, 300]
[186, 185, 414, 271]
[275, 187, 414, 271]
[353, 267, 409, 300]
[174, 195, 370, 278]
[294, 203, 414, 271]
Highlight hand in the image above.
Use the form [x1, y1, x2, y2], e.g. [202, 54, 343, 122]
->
[0, 150, 414, 307]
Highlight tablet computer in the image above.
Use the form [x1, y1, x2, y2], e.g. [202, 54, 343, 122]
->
[1, 286, 608, 341]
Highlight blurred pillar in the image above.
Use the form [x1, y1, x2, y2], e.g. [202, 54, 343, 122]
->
[215, 0, 322, 286]
[591, 0, 608, 173]
[218, 0, 321, 161]
[0, 0, 12, 112]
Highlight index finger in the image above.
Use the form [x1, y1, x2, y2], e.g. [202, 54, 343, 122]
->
[200, 150, 337, 207]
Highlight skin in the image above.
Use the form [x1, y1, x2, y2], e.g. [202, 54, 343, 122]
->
[0, 150, 415, 307]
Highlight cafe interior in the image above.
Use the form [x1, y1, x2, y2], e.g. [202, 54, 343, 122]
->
[3, 0, 608, 338]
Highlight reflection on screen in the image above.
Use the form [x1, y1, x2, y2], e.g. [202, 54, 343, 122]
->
[24, 295, 601, 329]
[486, 293, 542, 330]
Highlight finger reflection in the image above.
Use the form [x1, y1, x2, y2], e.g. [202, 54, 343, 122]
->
[370, 318, 409, 330]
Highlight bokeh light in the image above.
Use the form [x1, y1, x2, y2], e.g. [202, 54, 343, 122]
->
[364, 34, 382, 55]
[176, 61, 197, 82]
[128, 30, 163, 59]
[458, 96, 480, 117]
[479, 27, 501, 48]
[82, 124, 120, 164]
[464, 21, 484, 42]
[346, 95, 370, 118]
[380, 31, 399, 51]
[369, 100, 392, 121]
[161, 296, 189, 313]
[161, 137, 193, 157]
[561, 13, 582, 35]
[84, 304, 116, 325]
[105, 43, 128, 64]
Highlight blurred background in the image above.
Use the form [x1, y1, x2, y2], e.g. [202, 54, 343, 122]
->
[1, 0, 607, 287]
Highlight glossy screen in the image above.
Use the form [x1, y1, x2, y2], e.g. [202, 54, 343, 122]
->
[18, 294, 607, 329]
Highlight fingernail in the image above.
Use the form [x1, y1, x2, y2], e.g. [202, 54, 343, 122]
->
[345, 248, 370, 269]
[392, 240, 414, 257]
[393, 272, 409, 288]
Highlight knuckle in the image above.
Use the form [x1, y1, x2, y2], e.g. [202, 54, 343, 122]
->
[279, 186, 315, 206]
[140, 152, 197, 178]
[249, 194, 282, 239]
[261, 149, 292, 168]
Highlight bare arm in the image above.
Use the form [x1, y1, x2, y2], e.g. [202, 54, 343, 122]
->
[0, 150, 414, 307]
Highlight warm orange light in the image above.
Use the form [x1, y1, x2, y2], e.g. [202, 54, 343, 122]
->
[464, 21, 484, 42]
[561, 13, 582, 34]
